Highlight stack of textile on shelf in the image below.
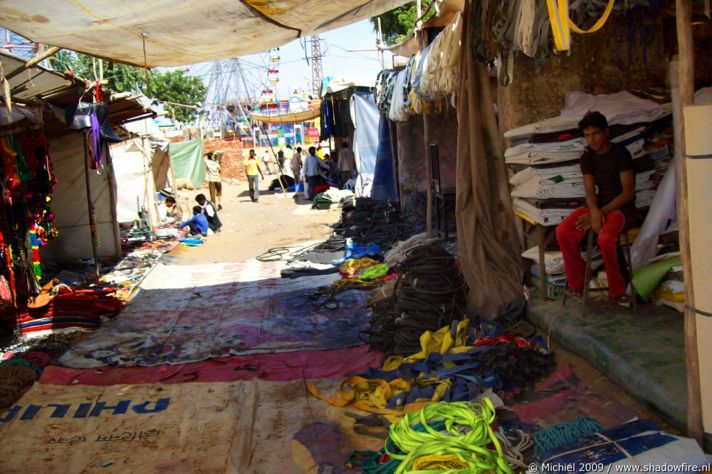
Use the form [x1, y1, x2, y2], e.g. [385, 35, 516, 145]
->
[506, 91, 672, 228]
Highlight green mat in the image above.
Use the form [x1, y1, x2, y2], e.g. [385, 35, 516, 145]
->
[528, 298, 687, 432]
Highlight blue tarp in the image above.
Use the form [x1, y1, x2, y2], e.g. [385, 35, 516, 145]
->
[351, 93, 379, 197]
[371, 114, 397, 201]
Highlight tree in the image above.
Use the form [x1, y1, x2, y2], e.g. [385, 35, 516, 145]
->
[371, 1, 436, 45]
[146, 70, 206, 123]
[47, 51, 206, 123]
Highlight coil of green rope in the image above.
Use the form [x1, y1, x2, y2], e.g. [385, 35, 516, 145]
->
[394, 438, 513, 474]
[384, 399, 514, 474]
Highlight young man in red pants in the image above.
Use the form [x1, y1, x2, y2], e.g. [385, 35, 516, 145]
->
[556, 111, 637, 299]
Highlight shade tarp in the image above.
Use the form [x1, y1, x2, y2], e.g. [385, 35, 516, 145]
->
[0, 379, 382, 473]
[455, 4, 523, 320]
[168, 139, 205, 188]
[0, 0, 411, 67]
[252, 108, 320, 124]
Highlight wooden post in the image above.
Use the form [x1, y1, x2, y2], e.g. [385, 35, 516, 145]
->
[416, 29, 433, 237]
[676, 0, 703, 446]
[423, 113, 433, 237]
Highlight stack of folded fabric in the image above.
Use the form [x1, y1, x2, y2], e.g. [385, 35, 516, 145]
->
[505, 92, 672, 228]
[16, 288, 122, 338]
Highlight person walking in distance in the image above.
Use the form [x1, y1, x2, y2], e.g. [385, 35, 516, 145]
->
[290, 146, 303, 183]
[244, 149, 262, 203]
[204, 151, 223, 210]
[303, 146, 328, 200]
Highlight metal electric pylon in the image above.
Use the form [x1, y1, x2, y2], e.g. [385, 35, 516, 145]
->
[309, 35, 323, 97]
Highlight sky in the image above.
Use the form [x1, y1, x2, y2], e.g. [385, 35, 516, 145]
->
[185, 20, 392, 103]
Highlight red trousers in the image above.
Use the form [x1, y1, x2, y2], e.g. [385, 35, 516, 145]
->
[555, 208, 626, 298]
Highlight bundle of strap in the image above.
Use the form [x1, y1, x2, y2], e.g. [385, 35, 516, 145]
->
[308, 318, 554, 416]
[350, 399, 515, 474]
[547, 0, 615, 52]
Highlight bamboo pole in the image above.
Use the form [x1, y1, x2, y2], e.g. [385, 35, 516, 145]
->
[5, 46, 61, 80]
[83, 132, 101, 278]
[675, 0, 703, 446]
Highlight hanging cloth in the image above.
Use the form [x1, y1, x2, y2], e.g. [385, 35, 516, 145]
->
[547, 0, 614, 52]
[88, 111, 103, 169]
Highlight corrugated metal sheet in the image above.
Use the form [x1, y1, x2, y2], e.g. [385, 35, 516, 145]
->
[0, 0, 411, 67]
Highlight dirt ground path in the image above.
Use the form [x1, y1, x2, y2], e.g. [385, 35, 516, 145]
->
[166, 179, 677, 433]
[169, 180, 339, 264]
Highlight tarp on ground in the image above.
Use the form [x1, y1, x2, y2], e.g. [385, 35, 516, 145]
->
[0, 1, 411, 67]
[40, 133, 122, 262]
[42, 345, 382, 385]
[168, 139, 205, 188]
[57, 260, 372, 368]
[455, 3, 523, 320]
[351, 93, 379, 197]
[371, 114, 397, 201]
[0, 379, 382, 473]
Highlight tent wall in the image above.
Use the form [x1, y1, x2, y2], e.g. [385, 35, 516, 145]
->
[152, 146, 172, 191]
[41, 133, 121, 262]
[112, 139, 160, 227]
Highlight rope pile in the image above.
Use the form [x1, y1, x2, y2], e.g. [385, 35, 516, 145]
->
[0, 352, 49, 408]
[336, 198, 413, 250]
[350, 400, 514, 474]
[534, 416, 603, 455]
[368, 243, 468, 356]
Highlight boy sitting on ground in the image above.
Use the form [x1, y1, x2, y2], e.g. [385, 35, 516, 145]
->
[195, 193, 222, 233]
[179, 206, 210, 236]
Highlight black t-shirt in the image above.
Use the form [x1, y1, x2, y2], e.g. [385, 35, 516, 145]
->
[580, 142, 638, 226]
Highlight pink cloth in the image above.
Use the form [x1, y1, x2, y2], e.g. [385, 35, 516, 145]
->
[40, 345, 382, 386]
[510, 364, 637, 428]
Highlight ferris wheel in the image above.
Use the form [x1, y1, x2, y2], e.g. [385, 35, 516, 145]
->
[267, 47, 280, 97]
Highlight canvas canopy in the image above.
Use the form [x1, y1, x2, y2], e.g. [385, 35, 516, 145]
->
[0, 0, 411, 67]
[252, 108, 320, 125]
